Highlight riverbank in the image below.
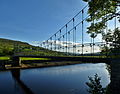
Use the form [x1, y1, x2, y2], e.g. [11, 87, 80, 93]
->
[5, 61, 84, 70]
[0, 56, 110, 71]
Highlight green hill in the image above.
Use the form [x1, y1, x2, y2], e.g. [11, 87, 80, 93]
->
[0, 38, 65, 56]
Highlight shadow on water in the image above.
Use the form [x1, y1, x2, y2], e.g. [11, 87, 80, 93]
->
[11, 69, 34, 94]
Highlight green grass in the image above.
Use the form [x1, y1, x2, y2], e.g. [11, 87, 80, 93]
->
[20, 57, 51, 61]
[0, 56, 10, 60]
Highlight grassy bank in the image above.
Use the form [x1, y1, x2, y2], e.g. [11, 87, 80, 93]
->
[20, 57, 51, 61]
[0, 56, 10, 60]
[0, 55, 114, 61]
[0, 56, 51, 61]
[0, 55, 108, 62]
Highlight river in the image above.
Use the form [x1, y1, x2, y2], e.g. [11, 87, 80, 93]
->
[0, 63, 110, 94]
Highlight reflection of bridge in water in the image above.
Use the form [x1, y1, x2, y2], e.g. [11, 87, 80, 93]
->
[11, 69, 34, 94]
[11, 61, 120, 94]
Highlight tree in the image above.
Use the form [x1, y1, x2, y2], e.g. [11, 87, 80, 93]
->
[103, 28, 120, 54]
[83, 0, 120, 34]
[103, 28, 120, 46]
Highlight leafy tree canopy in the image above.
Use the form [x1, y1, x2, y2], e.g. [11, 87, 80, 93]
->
[83, 0, 120, 34]
[103, 28, 120, 48]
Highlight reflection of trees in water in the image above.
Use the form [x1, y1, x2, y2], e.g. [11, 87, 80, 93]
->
[86, 62, 120, 94]
[86, 74, 108, 94]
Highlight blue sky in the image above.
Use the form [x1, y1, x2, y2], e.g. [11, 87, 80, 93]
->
[0, 0, 86, 44]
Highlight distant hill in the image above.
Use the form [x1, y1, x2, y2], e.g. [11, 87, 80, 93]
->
[0, 38, 65, 56]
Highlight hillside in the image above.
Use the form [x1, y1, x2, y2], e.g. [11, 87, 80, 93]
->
[0, 38, 65, 56]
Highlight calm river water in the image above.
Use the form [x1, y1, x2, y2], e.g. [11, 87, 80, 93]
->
[0, 63, 110, 94]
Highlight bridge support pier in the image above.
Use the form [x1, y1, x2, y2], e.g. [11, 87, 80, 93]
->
[109, 59, 120, 94]
[12, 57, 21, 67]
[0, 61, 6, 69]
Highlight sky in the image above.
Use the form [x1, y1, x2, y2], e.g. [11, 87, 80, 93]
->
[0, 0, 87, 44]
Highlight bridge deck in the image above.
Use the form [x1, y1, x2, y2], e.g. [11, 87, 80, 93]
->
[12, 56, 110, 63]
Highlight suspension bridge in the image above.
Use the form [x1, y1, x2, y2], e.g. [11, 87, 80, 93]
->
[38, 4, 120, 56]
[5, 2, 120, 66]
